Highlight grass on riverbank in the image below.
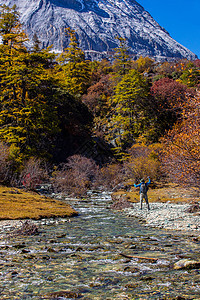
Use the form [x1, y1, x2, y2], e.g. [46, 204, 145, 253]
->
[0, 186, 78, 220]
[114, 183, 199, 204]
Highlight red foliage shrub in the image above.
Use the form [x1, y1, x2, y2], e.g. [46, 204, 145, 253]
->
[20, 158, 49, 190]
[194, 59, 200, 69]
[82, 74, 112, 116]
[151, 78, 189, 108]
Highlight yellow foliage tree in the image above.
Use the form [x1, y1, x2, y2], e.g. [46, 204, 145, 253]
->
[56, 28, 91, 96]
[162, 92, 200, 187]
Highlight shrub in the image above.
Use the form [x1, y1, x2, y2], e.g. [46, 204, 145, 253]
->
[52, 155, 99, 196]
[11, 220, 39, 236]
[20, 158, 49, 190]
[0, 142, 18, 185]
[151, 77, 190, 109]
[0, 142, 10, 183]
[94, 163, 125, 191]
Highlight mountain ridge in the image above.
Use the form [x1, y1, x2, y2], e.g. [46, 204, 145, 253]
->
[0, 0, 197, 61]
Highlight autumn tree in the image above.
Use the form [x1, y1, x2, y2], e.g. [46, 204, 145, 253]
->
[0, 5, 60, 160]
[161, 93, 200, 187]
[179, 62, 200, 87]
[151, 78, 189, 105]
[82, 74, 113, 138]
[56, 28, 91, 96]
[153, 61, 173, 80]
[113, 36, 131, 76]
[124, 142, 162, 183]
[154, 59, 189, 81]
[149, 78, 195, 139]
[89, 59, 113, 84]
[194, 59, 200, 69]
[0, 4, 26, 46]
[105, 69, 151, 153]
[132, 56, 155, 75]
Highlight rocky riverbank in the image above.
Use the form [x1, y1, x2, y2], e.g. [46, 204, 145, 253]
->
[0, 220, 22, 234]
[124, 202, 200, 232]
[0, 192, 200, 299]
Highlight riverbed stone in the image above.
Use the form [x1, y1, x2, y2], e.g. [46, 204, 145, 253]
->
[185, 202, 200, 213]
[174, 259, 200, 270]
[124, 266, 140, 273]
[41, 290, 82, 299]
[6, 271, 18, 278]
[21, 248, 30, 253]
[13, 243, 26, 249]
[140, 275, 154, 281]
[124, 282, 137, 289]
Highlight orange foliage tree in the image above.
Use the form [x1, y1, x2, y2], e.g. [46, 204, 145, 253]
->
[124, 142, 162, 183]
[161, 92, 200, 187]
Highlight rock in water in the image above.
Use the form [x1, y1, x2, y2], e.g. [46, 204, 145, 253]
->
[174, 259, 200, 270]
[0, 0, 197, 60]
[41, 290, 82, 298]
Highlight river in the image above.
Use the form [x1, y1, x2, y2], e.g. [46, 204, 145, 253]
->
[0, 191, 200, 299]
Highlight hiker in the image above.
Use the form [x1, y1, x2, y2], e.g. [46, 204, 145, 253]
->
[134, 177, 151, 210]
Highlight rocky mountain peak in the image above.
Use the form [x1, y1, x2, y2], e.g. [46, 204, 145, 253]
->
[0, 0, 197, 60]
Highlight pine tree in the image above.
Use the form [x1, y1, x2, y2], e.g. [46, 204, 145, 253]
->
[113, 36, 131, 76]
[0, 4, 27, 46]
[56, 28, 91, 96]
[0, 5, 59, 159]
[105, 69, 150, 153]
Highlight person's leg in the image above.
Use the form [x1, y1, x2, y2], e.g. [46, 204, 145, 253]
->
[140, 193, 143, 209]
[144, 194, 150, 210]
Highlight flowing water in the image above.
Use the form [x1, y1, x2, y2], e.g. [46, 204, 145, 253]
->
[0, 192, 200, 299]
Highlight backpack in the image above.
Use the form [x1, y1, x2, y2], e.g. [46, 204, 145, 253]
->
[140, 183, 148, 194]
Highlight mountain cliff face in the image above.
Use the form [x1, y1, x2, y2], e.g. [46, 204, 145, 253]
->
[0, 0, 197, 60]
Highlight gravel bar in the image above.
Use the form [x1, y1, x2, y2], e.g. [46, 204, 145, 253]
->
[124, 202, 200, 232]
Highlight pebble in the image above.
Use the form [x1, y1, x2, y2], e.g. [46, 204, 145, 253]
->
[124, 202, 200, 232]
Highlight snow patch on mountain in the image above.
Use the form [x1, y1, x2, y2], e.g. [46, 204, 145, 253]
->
[0, 0, 197, 60]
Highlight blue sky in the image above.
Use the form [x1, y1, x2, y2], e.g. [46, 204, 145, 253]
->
[138, 0, 200, 58]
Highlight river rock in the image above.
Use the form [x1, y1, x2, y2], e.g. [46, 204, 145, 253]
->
[140, 275, 154, 281]
[21, 249, 30, 253]
[185, 202, 200, 213]
[6, 271, 18, 278]
[47, 247, 58, 253]
[41, 290, 82, 299]
[124, 266, 140, 273]
[174, 259, 200, 270]
[13, 243, 26, 249]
